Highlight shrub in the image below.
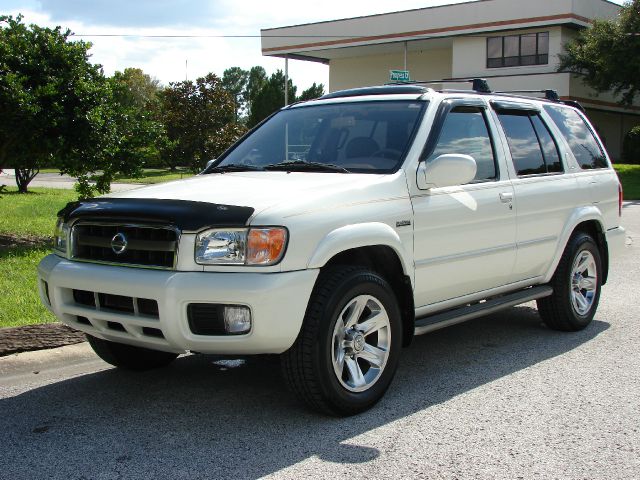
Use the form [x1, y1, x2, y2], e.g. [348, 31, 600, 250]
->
[622, 126, 640, 164]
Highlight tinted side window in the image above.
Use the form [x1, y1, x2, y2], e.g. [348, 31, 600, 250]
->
[543, 105, 608, 169]
[498, 112, 546, 175]
[428, 108, 497, 182]
[531, 115, 562, 173]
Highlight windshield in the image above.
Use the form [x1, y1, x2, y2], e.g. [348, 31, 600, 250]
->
[213, 100, 426, 174]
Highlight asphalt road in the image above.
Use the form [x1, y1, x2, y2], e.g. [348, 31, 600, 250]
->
[1, 204, 639, 480]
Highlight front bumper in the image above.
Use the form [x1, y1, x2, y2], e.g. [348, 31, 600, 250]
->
[37, 254, 319, 355]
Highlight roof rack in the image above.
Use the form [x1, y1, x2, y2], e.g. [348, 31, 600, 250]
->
[317, 82, 585, 112]
[319, 85, 430, 100]
[387, 77, 491, 94]
[494, 89, 560, 101]
[560, 100, 586, 112]
[492, 89, 585, 111]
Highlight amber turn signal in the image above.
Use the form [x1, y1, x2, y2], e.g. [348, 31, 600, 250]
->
[247, 227, 288, 265]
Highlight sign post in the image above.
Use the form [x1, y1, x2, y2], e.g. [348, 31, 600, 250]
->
[389, 70, 411, 82]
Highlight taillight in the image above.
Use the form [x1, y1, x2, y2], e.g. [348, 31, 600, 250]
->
[619, 182, 623, 217]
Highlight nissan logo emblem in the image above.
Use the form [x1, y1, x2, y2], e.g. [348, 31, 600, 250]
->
[111, 232, 128, 255]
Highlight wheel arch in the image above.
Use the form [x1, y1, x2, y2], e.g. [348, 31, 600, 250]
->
[312, 240, 415, 348]
[544, 207, 609, 284]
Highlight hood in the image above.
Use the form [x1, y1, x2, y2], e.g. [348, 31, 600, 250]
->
[110, 171, 400, 218]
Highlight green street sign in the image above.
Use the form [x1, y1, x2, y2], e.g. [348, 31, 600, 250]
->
[390, 70, 410, 82]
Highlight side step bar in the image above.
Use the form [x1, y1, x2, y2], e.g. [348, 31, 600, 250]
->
[414, 285, 553, 336]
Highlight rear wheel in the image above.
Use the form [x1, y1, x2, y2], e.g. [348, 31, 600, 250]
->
[282, 267, 402, 416]
[537, 232, 602, 331]
[86, 335, 178, 371]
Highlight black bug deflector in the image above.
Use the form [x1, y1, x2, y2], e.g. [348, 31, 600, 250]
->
[58, 198, 255, 231]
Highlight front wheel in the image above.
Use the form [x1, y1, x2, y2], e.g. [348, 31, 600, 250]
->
[282, 267, 402, 416]
[537, 232, 602, 331]
[86, 335, 179, 371]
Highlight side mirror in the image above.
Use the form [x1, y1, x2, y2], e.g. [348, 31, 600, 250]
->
[417, 154, 477, 190]
[201, 159, 217, 173]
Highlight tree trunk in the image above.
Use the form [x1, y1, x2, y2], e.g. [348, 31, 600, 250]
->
[15, 168, 39, 193]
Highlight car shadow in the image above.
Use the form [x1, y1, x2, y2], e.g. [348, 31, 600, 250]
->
[0, 305, 609, 479]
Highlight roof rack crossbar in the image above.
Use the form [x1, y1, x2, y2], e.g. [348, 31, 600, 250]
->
[386, 77, 491, 94]
[319, 85, 431, 100]
[494, 89, 560, 101]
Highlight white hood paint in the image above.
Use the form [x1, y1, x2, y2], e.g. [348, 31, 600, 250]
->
[111, 172, 405, 220]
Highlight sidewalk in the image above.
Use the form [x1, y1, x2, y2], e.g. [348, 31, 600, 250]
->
[0, 170, 143, 192]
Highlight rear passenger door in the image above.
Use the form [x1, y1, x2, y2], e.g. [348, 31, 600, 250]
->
[411, 98, 517, 307]
[491, 101, 578, 282]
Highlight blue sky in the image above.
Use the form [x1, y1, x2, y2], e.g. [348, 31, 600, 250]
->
[31, 0, 219, 27]
[2, 0, 627, 91]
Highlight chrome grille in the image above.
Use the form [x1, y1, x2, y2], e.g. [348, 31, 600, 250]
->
[71, 223, 179, 269]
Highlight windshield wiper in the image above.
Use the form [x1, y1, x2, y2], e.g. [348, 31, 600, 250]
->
[205, 164, 264, 174]
[263, 160, 350, 173]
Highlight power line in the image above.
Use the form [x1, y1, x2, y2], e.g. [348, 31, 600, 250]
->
[70, 32, 541, 39]
[71, 34, 376, 38]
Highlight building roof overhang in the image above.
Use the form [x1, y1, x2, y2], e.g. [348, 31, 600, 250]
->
[261, 0, 620, 62]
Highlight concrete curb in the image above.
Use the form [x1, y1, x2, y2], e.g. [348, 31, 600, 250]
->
[0, 323, 86, 357]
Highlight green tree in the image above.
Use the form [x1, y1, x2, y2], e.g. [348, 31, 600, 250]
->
[110, 68, 165, 170]
[105, 72, 164, 172]
[112, 68, 161, 110]
[0, 15, 145, 196]
[0, 15, 100, 192]
[244, 66, 267, 119]
[298, 82, 325, 102]
[158, 73, 245, 172]
[222, 67, 249, 123]
[247, 70, 297, 128]
[559, 0, 640, 106]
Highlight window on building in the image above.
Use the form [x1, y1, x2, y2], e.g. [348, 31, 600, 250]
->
[543, 105, 608, 169]
[427, 107, 497, 182]
[497, 111, 563, 176]
[487, 32, 549, 68]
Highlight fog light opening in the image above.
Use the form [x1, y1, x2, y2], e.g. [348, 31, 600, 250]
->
[223, 306, 251, 334]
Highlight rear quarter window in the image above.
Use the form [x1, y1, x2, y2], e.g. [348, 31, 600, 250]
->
[543, 105, 608, 169]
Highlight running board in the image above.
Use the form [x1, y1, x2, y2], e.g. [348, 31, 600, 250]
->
[413, 285, 553, 336]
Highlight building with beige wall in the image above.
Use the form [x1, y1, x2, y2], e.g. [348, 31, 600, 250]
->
[261, 0, 639, 160]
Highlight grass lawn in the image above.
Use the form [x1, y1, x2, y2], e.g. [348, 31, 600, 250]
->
[613, 164, 640, 201]
[113, 168, 194, 184]
[0, 246, 56, 327]
[0, 187, 77, 238]
[0, 187, 76, 327]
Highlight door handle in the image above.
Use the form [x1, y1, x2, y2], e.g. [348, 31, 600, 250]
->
[499, 192, 513, 203]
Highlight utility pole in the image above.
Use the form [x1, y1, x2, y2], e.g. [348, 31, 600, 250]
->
[284, 54, 289, 106]
[404, 41, 407, 71]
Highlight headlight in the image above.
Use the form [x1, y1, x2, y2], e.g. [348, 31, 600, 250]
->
[195, 229, 247, 264]
[195, 227, 287, 266]
[53, 217, 70, 257]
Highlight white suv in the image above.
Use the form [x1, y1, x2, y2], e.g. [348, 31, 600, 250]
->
[38, 82, 626, 415]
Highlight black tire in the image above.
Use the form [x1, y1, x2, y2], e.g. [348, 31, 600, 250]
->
[537, 232, 602, 331]
[86, 335, 179, 371]
[282, 266, 403, 416]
